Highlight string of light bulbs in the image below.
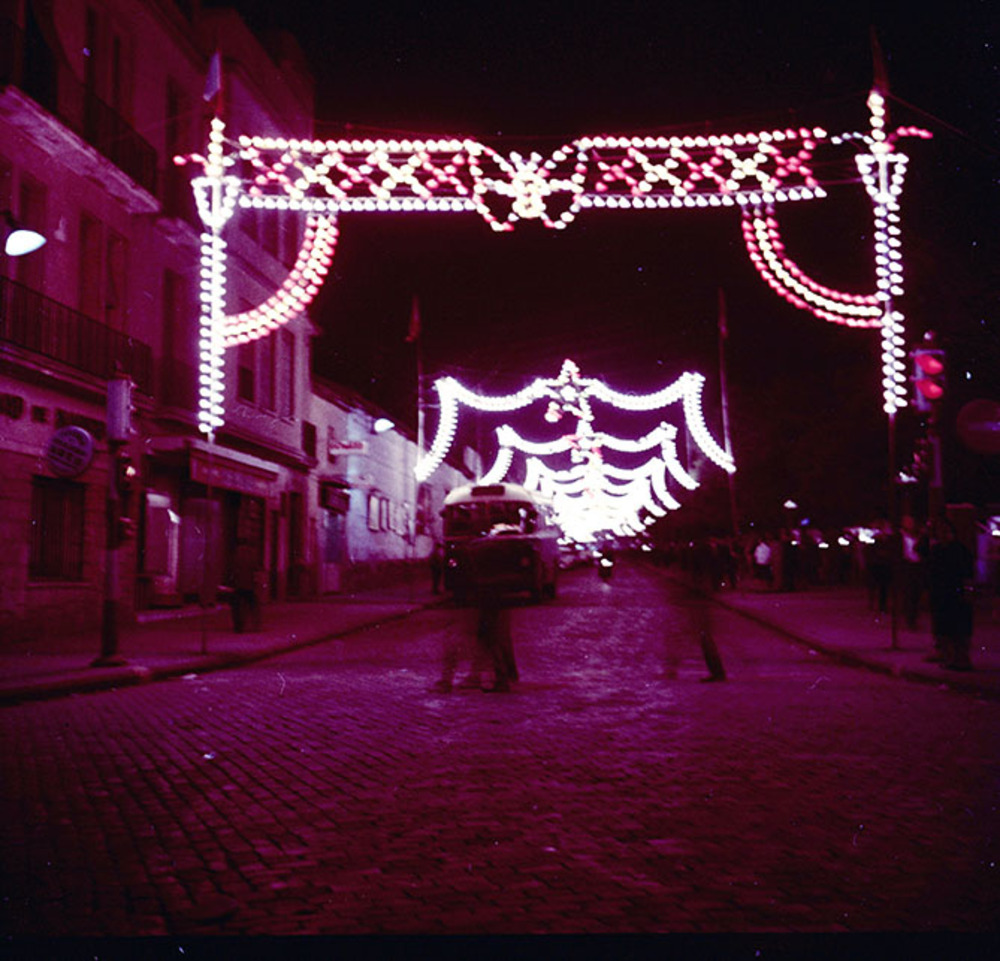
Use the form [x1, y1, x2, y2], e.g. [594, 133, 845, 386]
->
[177, 92, 930, 436]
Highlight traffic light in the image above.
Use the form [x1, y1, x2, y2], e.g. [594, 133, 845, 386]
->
[115, 452, 137, 496]
[106, 376, 134, 442]
[115, 516, 136, 547]
[912, 347, 945, 412]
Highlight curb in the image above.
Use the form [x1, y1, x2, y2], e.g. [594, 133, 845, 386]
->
[0, 598, 447, 707]
[712, 593, 1000, 703]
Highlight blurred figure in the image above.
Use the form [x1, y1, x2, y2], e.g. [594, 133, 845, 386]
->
[432, 605, 487, 693]
[926, 518, 975, 671]
[430, 542, 445, 594]
[476, 591, 518, 692]
[865, 521, 893, 614]
[230, 540, 261, 633]
[753, 535, 773, 586]
[900, 515, 929, 630]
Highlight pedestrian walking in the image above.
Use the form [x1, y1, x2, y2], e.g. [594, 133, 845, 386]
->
[430, 542, 445, 594]
[925, 518, 975, 671]
[678, 582, 725, 682]
[900, 514, 929, 629]
[476, 590, 518, 692]
[432, 605, 488, 693]
[753, 536, 773, 586]
[865, 521, 893, 614]
[230, 540, 261, 633]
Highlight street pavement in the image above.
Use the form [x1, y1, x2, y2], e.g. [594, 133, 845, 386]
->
[2, 561, 998, 937]
[1, 563, 998, 705]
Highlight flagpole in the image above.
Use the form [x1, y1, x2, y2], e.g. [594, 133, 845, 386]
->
[407, 295, 424, 598]
[717, 288, 739, 540]
[410, 295, 425, 459]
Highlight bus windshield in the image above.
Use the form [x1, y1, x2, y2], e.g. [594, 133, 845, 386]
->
[443, 501, 538, 538]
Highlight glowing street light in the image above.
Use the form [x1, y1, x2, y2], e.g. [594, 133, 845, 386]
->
[1, 210, 47, 257]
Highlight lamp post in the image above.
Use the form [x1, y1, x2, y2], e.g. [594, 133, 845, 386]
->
[94, 375, 133, 667]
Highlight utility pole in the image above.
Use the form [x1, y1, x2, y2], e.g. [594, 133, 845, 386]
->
[717, 288, 739, 540]
[94, 375, 132, 667]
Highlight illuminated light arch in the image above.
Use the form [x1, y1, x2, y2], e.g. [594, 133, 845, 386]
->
[416, 359, 735, 483]
[416, 359, 732, 540]
[179, 93, 930, 436]
[219, 213, 338, 347]
[740, 208, 882, 327]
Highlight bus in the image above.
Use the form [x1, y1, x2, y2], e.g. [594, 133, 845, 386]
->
[441, 482, 560, 602]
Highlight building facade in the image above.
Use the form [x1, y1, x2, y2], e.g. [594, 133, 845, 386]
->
[0, 0, 474, 642]
[310, 379, 473, 594]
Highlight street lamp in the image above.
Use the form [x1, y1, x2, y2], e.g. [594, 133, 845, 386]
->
[1, 210, 47, 258]
[373, 416, 395, 434]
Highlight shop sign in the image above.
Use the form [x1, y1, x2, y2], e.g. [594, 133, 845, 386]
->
[46, 426, 94, 477]
[328, 435, 368, 457]
[320, 483, 351, 513]
[190, 450, 276, 497]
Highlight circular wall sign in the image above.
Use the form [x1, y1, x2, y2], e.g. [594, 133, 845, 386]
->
[957, 399, 1000, 455]
[46, 426, 95, 477]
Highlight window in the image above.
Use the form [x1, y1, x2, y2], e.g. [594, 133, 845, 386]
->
[281, 330, 295, 417]
[16, 176, 46, 290]
[368, 493, 391, 533]
[237, 341, 256, 403]
[260, 333, 276, 411]
[105, 229, 127, 330]
[79, 213, 102, 318]
[0, 156, 11, 224]
[29, 476, 85, 580]
[281, 211, 300, 267]
[85, 5, 132, 114]
[161, 268, 195, 407]
[164, 80, 196, 220]
[240, 206, 259, 242]
[417, 484, 434, 535]
[302, 421, 317, 459]
[262, 207, 279, 258]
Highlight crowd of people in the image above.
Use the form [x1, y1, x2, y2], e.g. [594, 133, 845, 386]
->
[660, 515, 980, 672]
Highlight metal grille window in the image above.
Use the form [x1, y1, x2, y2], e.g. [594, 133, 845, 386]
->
[29, 476, 85, 580]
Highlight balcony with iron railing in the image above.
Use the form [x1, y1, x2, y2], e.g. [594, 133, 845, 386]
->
[0, 275, 153, 394]
[0, 15, 159, 197]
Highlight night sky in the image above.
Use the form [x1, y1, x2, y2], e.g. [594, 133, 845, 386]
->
[216, 0, 998, 530]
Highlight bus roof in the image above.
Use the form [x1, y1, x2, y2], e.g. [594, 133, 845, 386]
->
[443, 482, 537, 507]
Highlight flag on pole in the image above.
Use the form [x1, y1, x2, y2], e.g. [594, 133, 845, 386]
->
[203, 50, 222, 105]
[406, 295, 421, 343]
[869, 26, 889, 96]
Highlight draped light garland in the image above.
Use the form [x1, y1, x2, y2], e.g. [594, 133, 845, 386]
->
[177, 91, 929, 436]
[417, 359, 733, 540]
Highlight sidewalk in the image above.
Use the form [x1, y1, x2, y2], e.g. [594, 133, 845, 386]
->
[711, 580, 1000, 701]
[0, 579, 446, 705]
[2, 575, 999, 705]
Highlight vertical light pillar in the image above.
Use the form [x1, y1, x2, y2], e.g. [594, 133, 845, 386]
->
[858, 89, 911, 650]
[194, 118, 233, 440]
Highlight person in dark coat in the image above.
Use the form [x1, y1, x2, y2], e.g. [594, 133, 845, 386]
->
[430, 542, 445, 594]
[231, 540, 261, 632]
[926, 519, 975, 670]
[476, 590, 518, 692]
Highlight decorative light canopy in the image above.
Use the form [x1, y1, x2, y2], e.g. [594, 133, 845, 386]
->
[416, 359, 734, 541]
[177, 92, 930, 436]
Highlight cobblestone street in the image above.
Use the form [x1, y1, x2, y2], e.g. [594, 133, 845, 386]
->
[2, 562, 998, 936]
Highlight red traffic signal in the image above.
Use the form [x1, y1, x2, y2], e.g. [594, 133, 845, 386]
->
[912, 348, 945, 410]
